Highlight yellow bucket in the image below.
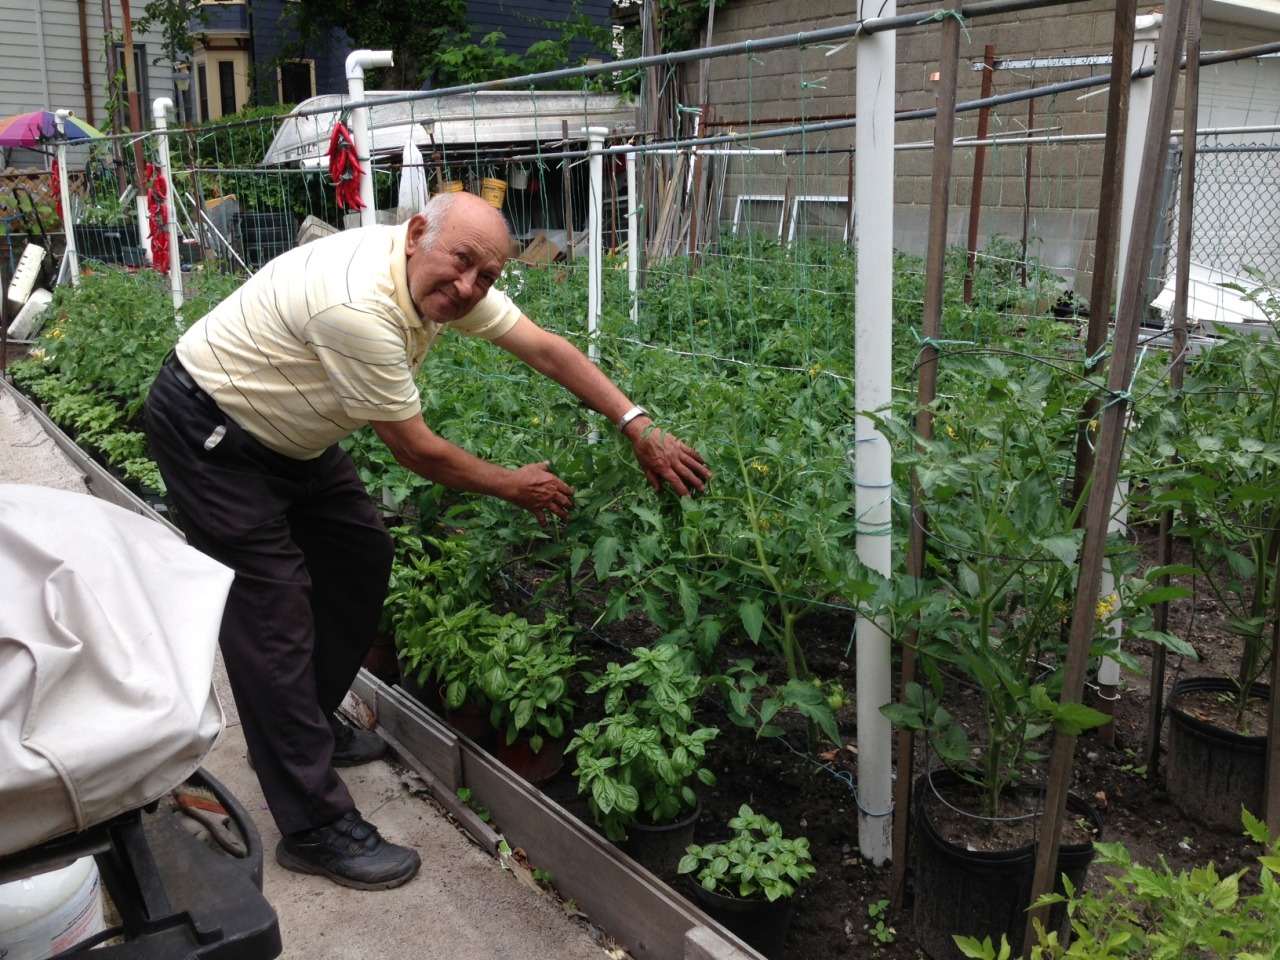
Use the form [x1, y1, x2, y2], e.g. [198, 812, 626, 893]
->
[479, 177, 508, 209]
[435, 179, 464, 195]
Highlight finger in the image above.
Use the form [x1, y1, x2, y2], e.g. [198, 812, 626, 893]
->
[532, 506, 548, 529]
[661, 467, 692, 498]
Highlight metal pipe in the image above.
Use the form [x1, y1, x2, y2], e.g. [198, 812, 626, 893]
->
[77, 0, 94, 125]
[54, 111, 79, 287]
[345, 50, 395, 227]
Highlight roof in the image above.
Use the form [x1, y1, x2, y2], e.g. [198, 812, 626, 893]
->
[260, 90, 636, 167]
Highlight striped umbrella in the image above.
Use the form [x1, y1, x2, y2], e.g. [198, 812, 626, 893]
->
[0, 110, 104, 148]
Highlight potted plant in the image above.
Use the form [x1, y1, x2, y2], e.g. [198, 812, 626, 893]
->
[1144, 275, 1280, 830]
[677, 805, 814, 959]
[476, 612, 587, 784]
[73, 193, 143, 266]
[870, 356, 1183, 959]
[566, 644, 719, 876]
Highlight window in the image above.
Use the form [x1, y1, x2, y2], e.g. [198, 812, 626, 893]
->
[111, 43, 150, 126]
[788, 195, 852, 244]
[732, 195, 786, 238]
[193, 51, 249, 122]
[278, 60, 315, 106]
[218, 60, 237, 116]
[197, 63, 209, 122]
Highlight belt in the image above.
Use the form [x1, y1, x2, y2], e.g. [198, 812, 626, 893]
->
[164, 351, 214, 405]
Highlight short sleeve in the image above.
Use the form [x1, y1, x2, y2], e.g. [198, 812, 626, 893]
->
[451, 288, 521, 339]
[306, 302, 421, 422]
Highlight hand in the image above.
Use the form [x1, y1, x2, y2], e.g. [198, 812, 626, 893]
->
[629, 426, 712, 497]
[507, 461, 575, 528]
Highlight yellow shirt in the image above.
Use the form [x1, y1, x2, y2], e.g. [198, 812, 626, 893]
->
[175, 223, 519, 460]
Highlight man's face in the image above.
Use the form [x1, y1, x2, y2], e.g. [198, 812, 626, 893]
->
[404, 200, 508, 324]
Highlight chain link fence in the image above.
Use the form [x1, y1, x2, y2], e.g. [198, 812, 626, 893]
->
[1168, 139, 1280, 285]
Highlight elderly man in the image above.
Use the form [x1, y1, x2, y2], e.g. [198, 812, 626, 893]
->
[144, 191, 710, 890]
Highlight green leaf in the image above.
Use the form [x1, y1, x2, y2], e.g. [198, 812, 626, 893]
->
[739, 598, 764, 642]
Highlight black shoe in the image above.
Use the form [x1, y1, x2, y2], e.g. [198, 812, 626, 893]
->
[276, 811, 420, 890]
[332, 722, 386, 767]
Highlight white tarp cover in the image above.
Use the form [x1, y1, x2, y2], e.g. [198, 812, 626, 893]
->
[0, 485, 231, 857]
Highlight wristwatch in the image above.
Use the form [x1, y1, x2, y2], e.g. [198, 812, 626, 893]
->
[616, 405, 650, 432]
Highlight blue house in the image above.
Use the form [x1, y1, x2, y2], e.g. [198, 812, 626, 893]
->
[187, 1, 614, 123]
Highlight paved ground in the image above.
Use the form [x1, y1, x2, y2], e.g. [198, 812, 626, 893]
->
[1, 379, 615, 960]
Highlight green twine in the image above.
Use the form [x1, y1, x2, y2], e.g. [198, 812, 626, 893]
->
[917, 9, 972, 42]
[910, 327, 976, 350]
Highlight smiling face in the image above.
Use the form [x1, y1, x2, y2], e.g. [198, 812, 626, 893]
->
[404, 193, 510, 324]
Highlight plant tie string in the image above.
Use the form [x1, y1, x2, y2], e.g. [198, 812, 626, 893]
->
[327, 119, 364, 212]
[1103, 345, 1148, 411]
[917, 8, 972, 42]
[910, 327, 976, 352]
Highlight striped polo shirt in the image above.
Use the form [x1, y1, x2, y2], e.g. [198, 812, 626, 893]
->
[174, 222, 520, 460]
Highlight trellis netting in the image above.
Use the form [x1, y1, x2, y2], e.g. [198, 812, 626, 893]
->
[29, 4, 1280, 872]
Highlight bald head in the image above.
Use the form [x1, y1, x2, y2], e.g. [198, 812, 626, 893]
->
[419, 191, 509, 254]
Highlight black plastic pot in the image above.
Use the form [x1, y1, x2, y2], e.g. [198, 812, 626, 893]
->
[690, 884, 795, 959]
[912, 769, 1102, 960]
[73, 223, 144, 266]
[497, 734, 566, 786]
[1166, 677, 1268, 831]
[620, 799, 701, 881]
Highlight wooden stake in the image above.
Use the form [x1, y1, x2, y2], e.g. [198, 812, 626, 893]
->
[1026, 0, 1191, 944]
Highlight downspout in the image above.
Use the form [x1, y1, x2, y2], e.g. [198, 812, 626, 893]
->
[78, 0, 95, 125]
[35, 0, 52, 111]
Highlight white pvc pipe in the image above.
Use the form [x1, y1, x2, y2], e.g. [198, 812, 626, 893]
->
[1117, 15, 1162, 310]
[625, 148, 638, 326]
[346, 50, 394, 228]
[53, 110, 78, 288]
[152, 97, 183, 314]
[1098, 474, 1132, 689]
[853, 0, 896, 867]
[586, 126, 607, 444]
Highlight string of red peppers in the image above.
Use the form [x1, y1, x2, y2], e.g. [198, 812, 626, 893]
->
[143, 162, 170, 274]
[327, 121, 364, 211]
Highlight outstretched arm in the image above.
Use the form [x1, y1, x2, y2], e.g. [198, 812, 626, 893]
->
[370, 413, 574, 528]
[493, 314, 712, 496]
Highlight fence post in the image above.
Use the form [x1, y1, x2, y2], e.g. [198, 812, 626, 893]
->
[626, 147, 639, 326]
[1118, 14, 1162, 307]
[586, 126, 608, 444]
[152, 98, 183, 314]
[853, 0, 896, 869]
[53, 111, 79, 288]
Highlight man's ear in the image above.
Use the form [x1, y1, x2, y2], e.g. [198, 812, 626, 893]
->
[405, 214, 427, 253]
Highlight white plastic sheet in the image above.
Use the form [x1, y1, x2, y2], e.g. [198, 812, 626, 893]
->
[397, 133, 430, 222]
[0, 485, 231, 856]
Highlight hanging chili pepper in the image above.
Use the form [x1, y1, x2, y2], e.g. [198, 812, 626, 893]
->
[51, 157, 62, 219]
[144, 162, 171, 275]
[327, 121, 364, 212]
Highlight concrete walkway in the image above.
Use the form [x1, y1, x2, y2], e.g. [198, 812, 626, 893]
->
[1, 381, 615, 960]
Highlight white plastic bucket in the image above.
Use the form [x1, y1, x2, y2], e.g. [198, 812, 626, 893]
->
[0, 857, 106, 959]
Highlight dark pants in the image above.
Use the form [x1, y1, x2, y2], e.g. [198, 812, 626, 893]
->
[144, 357, 394, 835]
